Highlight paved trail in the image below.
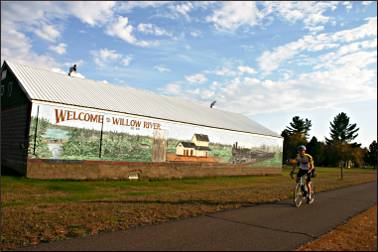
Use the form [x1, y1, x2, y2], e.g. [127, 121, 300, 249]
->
[18, 182, 377, 251]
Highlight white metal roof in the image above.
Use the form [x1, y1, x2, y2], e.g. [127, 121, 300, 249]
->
[4, 61, 281, 138]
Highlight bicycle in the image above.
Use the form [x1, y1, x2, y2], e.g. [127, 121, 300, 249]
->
[290, 171, 315, 208]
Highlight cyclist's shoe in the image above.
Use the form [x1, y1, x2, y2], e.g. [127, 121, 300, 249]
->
[301, 187, 307, 198]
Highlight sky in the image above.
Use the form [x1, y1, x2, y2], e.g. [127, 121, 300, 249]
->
[1, 1, 377, 148]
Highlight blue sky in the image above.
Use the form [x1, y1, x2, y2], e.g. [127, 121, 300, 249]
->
[1, 1, 377, 147]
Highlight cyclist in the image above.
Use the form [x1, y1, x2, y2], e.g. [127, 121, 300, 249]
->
[290, 145, 315, 203]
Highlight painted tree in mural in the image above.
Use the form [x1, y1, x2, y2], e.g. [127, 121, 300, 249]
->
[102, 131, 152, 162]
[28, 117, 52, 158]
[61, 127, 101, 159]
[209, 143, 232, 163]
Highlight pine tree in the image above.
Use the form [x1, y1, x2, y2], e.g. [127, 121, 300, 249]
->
[325, 112, 359, 145]
[285, 116, 312, 139]
[307, 136, 326, 166]
[365, 140, 377, 169]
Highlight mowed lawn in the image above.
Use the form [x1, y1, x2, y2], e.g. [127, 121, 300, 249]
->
[1, 167, 376, 250]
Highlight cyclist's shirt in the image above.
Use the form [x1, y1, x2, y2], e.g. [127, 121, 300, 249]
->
[296, 153, 314, 171]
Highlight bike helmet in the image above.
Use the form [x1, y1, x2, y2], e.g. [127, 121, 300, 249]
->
[297, 145, 306, 151]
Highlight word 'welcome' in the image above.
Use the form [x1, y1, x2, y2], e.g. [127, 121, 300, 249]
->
[54, 109, 161, 130]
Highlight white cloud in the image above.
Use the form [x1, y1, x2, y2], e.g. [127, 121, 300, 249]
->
[154, 65, 171, 73]
[261, 2, 340, 32]
[100, 48, 121, 60]
[308, 26, 325, 33]
[1, 1, 112, 71]
[315, 39, 377, 70]
[238, 66, 256, 75]
[281, 70, 293, 80]
[64, 60, 84, 68]
[1, 20, 59, 70]
[163, 82, 182, 95]
[119, 1, 171, 12]
[206, 1, 340, 32]
[67, 1, 116, 26]
[91, 48, 133, 68]
[106, 16, 157, 47]
[167, 19, 376, 116]
[342, 1, 353, 11]
[49, 43, 67, 54]
[211, 67, 237, 77]
[258, 17, 377, 74]
[175, 60, 376, 116]
[1, 1, 66, 27]
[34, 24, 60, 42]
[137, 23, 172, 37]
[169, 2, 193, 20]
[362, 1, 374, 5]
[122, 55, 133, 66]
[190, 31, 201, 37]
[244, 77, 261, 86]
[92, 48, 121, 67]
[206, 1, 261, 30]
[185, 73, 207, 84]
[331, 16, 377, 42]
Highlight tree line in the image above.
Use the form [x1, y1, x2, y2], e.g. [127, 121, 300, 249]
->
[281, 112, 377, 168]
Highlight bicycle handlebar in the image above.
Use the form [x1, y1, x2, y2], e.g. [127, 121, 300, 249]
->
[290, 170, 313, 179]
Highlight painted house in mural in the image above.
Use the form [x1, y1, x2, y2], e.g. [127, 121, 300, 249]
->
[1, 61, 284, 178]
[176, 134, 211, 157]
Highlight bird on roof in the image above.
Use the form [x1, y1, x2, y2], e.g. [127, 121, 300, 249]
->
[68, 64, 77, 76]
[210, 100, 216, 108]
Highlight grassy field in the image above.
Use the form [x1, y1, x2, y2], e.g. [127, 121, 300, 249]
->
[1, 166, 376, 250]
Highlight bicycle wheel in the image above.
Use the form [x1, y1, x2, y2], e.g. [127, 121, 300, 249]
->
[293, 184, 303, 207]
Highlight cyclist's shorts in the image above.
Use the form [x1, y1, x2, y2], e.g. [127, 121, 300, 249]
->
[297, 169, 311, 182]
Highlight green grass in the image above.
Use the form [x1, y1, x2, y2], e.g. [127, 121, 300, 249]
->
[1, 167, 376, 250]
[1, 167, 376, 207]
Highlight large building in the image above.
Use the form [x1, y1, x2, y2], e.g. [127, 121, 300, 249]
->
[1, 61, 283, 179]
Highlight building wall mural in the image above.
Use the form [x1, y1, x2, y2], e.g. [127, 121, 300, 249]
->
[28, 102, 283, 167]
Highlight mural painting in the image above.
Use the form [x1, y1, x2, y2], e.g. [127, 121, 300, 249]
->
[28, 103, 283, 167]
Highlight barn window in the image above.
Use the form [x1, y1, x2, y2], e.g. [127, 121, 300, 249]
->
[7, 82, 13, 97]
[1, 70, 6, 80]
